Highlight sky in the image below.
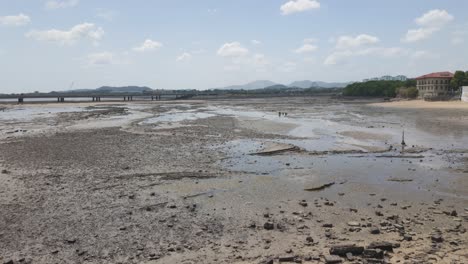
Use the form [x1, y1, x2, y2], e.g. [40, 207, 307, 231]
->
[1, 0, 467, 93]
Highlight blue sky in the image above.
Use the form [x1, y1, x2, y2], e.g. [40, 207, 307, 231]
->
[1, 0, 467, 93]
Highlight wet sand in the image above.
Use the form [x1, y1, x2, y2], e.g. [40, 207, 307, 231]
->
[371, 100, 468, 109]
[0, 97, 467, 264]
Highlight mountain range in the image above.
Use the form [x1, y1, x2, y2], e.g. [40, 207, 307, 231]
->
[214, 80, 349, 90]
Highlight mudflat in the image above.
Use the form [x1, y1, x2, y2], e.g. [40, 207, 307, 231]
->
[0, 97, 467, 264]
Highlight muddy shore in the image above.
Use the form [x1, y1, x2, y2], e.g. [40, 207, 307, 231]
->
[0, 97, 467, 264]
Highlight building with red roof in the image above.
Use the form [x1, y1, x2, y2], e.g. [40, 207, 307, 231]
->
[415, 71, 454, 99]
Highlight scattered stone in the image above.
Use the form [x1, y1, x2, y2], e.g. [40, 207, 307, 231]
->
[323, 223, 333, 228]
[264, 221, 275, 230]
[345, 252, 354, 261]
[299, 200, 308, 207]
[370, 227, 381, 234]
[306, 236, 314, 243]
[324, 255, 342, 263]
[375, 211, 384, 217]
[403, 234, 413, 241]
[450, 210, 458, 217]
[1, 169, 9, 174]
[431, 235, 444, 243]
[278, 255, 296, 262]
[329, 244, 364, 256]
[347, 221, 360, 227]
[66, 239, 77, 244]
[367, 241, 400, 252]
[363, 249, 384, 259]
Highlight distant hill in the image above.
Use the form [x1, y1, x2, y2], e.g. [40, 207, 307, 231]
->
[63, 86, 153, 94]
[217, 80, 278, 90]
[289, 80, 349, 88]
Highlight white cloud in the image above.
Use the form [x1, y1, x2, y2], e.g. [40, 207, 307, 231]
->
[26, 23, 104, 45]
[335, 34, 379, 49]
[280, 0, 320, 15]
[0, 13, 31, 26]
[86, 52, 114, 66]
[217, 42, 249, 57]
[294, 43, 318, 53]
[176, 52, 192, 62]
[402, 9, 454, 43]
[415, 9, 454, 28]
[251, 40, 262, 45]
[45, 0, 79, 10]
[133, 39, 163, 52]
[324, 47, 407, 65]
[402, 27, 438, 43]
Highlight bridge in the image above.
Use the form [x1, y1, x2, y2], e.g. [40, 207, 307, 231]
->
[0, 92, 220, 103]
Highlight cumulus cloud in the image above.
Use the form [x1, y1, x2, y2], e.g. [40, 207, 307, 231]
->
[26, 23, 104, 45]
[294, 43, 318, 53]
[0, 13, 31, 26]
[86, 51, 115, 66]
[324, 47, 407, 65]
[325, 33, 406, 65]
[133, 39, 163, 52]
[402, 9, 454, 43]
[217, 42, 249, 57]
[415, 9, 454, 28]
[176, 52, 192, 62]
[335, 34, 379, 49]
[280, 0, 320, 15]
[45, 0, 79, 10]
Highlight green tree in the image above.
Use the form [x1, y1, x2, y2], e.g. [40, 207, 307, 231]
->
[450, 71, 466, 90]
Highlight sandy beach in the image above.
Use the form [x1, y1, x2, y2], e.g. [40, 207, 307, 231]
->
[371, 100, 468, 109]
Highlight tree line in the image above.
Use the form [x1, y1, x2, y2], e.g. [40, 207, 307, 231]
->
[343, 79, 416, 97]
[451, 70, 468, 89]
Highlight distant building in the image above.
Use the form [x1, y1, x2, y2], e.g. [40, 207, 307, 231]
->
[394, 75, 408, 81]
[462, 86, 468, 102]
[415, 72, 454, 99]
[362, 75, 408, 82]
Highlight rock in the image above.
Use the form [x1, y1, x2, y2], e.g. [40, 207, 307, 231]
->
[431, 235, 444, 243]
[370, 227, 381, 234]
[306, 236, 314, 243]
[1, 169, 9, 174]
[66, 239, 77, 244]
[363, 249, 384, 259]
[450, 210, 458, 217]
[278, 255, 296, 262]
[403, 234, 413, 241]
[264, 221, 275, 230]
[345, 252, 354, 261]
[324, 255, 342, 263]
[3, 260, 14, 264]
[347, 221, 360, 227]
[299, 200, 308, 207]
[323, 223, 333, 228]
[367, 241, 400, 252]
[304, 181, 335, 191]
[329, 244, 364, 256]
[375, 211, 384, 216]
[167, 204, 177, 209]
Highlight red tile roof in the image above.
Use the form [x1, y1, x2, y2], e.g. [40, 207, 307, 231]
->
[415, 71, 454, 80]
